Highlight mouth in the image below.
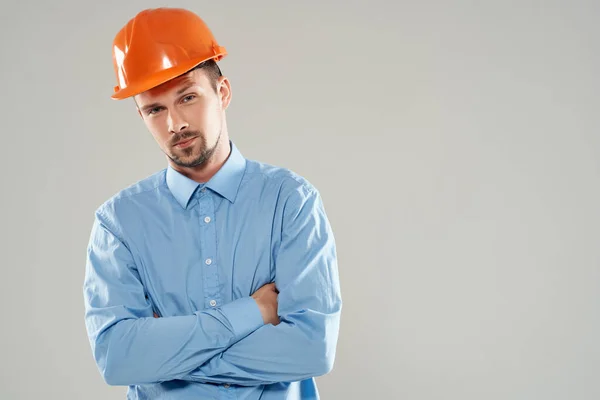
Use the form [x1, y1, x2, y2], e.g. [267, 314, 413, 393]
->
[174, 137, 197, 149]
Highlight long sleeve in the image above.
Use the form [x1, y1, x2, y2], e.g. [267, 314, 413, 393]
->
[185, 185, 342, 386]
[82, 209, 264, 386]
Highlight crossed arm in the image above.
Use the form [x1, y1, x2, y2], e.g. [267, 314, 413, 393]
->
[83, 186, 342, 386]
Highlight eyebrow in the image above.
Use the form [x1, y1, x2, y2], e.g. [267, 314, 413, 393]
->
[139, 83, 197, 113]
[176, 82, 196, 95]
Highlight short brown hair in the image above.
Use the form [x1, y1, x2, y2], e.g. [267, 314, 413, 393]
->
[190, 59, 222, 92]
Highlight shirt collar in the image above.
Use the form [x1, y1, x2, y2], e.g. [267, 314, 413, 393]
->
[166, 140, 247, 209]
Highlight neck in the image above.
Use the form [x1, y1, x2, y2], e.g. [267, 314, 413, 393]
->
[169, 135, 231, 183]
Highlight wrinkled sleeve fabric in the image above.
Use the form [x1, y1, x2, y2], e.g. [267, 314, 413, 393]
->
[186, 183, 343, 386]
[83, 208, 264, 386]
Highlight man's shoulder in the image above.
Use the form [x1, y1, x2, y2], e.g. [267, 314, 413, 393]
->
[94, 168, 167, 218]
[243, 158, 317, 197]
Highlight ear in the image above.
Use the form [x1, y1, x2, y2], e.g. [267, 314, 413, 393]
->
[218, 76, 232, 110]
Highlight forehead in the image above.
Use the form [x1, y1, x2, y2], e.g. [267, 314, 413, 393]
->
[136, 69, 208, 103]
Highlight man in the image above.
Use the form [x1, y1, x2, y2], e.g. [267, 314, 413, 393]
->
[82, 7, 342, 400]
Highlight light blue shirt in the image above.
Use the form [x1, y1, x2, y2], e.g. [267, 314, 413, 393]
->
[83, 140, 342, 399]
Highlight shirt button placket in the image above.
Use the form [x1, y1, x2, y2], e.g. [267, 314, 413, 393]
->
[198, 188, 220, 309]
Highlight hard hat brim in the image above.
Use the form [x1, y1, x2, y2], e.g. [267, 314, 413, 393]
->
[110, 54, 224, 100]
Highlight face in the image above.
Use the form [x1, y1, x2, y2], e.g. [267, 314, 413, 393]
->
[134, 68, 231, 169]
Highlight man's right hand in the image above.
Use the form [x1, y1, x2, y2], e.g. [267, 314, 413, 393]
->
[251, 282, 280, 326]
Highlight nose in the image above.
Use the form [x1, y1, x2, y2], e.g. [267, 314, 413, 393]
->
[167, 109, 189, 134]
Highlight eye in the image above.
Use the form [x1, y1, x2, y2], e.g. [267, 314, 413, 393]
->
[182, 94, 196, 103]
[147, 107, 163, 115]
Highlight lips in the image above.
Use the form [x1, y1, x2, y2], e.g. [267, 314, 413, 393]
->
[174, 137, 197, 148]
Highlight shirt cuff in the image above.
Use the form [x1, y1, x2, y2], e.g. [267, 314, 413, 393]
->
[219, 296, 264, 339]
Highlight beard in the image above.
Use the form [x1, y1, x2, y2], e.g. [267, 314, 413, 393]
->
[167, 129, 222, 168]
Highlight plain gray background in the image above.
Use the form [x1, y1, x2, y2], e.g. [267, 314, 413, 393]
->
[1, 0, 599, 399]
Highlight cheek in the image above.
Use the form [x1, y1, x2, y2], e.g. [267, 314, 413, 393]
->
[145, 121, 170, 146]
[186, 101, 219, 130]
[202, 109, 221, 134]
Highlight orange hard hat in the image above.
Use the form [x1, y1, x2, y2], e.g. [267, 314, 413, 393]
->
[110, 8, 227, 100]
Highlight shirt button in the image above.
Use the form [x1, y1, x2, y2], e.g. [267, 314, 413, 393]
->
[204, 216, 211, 223]
[205, 258, 212, 265]
[201, 188, 206, 193]
[223, 384, 230, 389]
[210, 300, 217, 307]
